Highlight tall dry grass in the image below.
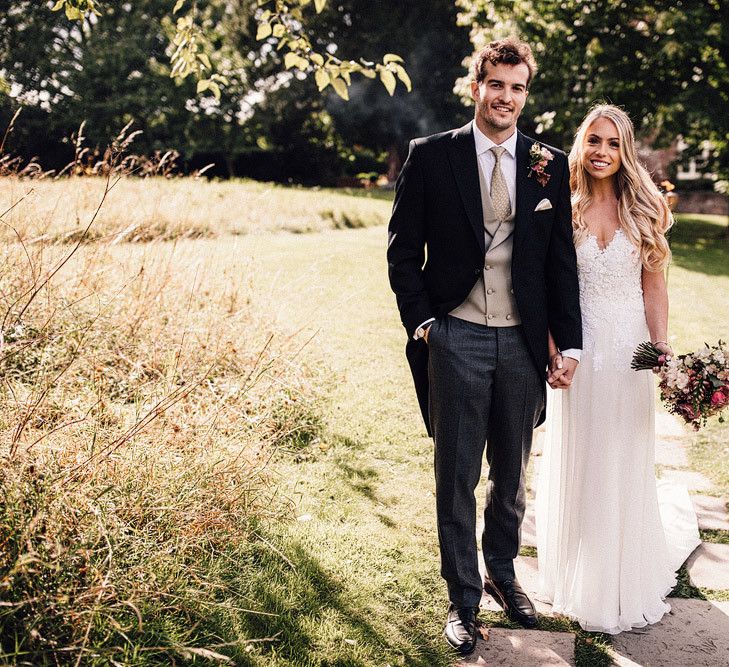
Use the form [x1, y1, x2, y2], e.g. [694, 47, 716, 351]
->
[0, 114, 391, 246]
[0, 177, 390, 243]
[1, 154, 328, 662]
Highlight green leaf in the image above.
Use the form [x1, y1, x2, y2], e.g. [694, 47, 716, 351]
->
[361, 68, 377, 79]
[284, 52, 301, 70]
[173, 0, 185, 14]
[256, 21, 272, 40]
[197, 79, 211, 93]
[380, 68, 396, 95]
[315, 69, 330, 91]
[395, 65, 412, 92]
[51, 0, 65, 11]
[331, 76, 349, 100]
[197, 53, 212, 70]
[310, 53, 324, 66]
[314, 0, 327, 13]
[209, 82, 221, 99]
[65, 5, 82, 20]
[383, 54, 404, 64]
[273, 23, 286, 38]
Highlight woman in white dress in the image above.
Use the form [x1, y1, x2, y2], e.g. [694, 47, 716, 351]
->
[536, 104, 700, 634]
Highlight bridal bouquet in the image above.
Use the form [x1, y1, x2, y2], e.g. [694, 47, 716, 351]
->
[631, 340, 729, 430]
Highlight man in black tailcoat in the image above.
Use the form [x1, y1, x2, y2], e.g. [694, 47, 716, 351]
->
[387, 38, 582, 655]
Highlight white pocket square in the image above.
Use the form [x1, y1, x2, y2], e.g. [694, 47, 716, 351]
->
[534, 198, 553, 212]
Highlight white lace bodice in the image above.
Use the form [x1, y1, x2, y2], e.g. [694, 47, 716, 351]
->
[576, 228, 649, 371]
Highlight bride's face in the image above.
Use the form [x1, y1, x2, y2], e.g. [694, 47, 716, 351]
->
[582, 117, 621, 181]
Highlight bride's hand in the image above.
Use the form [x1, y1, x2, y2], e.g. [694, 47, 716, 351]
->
[547, 352, 567, 386]
[654, 341, 673, 358]
[653, 341, 674, 373]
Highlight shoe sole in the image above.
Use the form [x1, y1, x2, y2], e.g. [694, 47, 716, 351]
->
[483, 580, 538, 629]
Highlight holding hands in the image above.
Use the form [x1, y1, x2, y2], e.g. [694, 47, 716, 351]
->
[547, 352, 579, 389]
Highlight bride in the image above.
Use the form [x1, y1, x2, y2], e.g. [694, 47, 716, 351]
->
[536, 104, 700, 634]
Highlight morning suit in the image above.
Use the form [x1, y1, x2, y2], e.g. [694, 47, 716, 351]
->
[387, 121, 581, 607]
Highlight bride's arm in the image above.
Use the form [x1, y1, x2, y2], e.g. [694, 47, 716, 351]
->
[642, 266, 673, 357]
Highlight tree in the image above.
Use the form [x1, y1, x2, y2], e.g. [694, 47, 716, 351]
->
[47, 0, 412, 101]
[3, 0, 467, 182]
[12, 0, 729, 203]
[315, 0, 471, 172]
[0, 0, 250, 164]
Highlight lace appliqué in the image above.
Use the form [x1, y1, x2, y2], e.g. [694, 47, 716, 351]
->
[576, 230, 649, 372]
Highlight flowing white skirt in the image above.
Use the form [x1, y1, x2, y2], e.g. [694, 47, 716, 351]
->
[536, 357, 701, 634]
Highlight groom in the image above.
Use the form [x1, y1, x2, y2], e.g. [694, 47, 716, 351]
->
[387, 38, 582, 654]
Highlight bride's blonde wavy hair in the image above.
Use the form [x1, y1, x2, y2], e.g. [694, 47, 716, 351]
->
[569, 104, 673, 271]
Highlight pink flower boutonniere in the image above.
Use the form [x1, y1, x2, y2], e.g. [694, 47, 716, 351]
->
[528, 143, 554, 187]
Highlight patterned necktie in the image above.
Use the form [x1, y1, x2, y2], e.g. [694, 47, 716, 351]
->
[490, 146, 511, 222]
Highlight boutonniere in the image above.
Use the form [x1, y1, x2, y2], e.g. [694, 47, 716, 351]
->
[528, 143, 554, 187]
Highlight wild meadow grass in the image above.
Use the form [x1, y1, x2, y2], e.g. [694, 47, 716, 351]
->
[0, 177, 391, 244]
[0, 175, 331, 663]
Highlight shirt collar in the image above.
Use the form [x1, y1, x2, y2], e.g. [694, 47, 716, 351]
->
[472, 120, 518, 159]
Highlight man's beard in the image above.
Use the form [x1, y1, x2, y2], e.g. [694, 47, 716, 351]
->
[478, 103, 515, 131]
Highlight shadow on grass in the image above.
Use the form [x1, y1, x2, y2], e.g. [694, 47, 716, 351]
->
[230, 535, 450, 667]
[669, 216, 729, 277]
[336, 460, 380, 503]
[330, 434, 391, 506]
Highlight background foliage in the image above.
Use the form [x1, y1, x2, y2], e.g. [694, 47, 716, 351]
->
[1, 1, 727, 185]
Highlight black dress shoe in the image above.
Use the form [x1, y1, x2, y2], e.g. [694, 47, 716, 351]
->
[443, 603, 479, 655]
[483, 577, 538, 628]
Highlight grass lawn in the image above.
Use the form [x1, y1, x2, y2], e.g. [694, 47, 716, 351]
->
[222, 228, 455, 665]
[668, 214, 729, 500]
[232, 210, 728, 666]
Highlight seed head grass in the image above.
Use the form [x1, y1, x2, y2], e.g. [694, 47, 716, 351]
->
[1, 175, 330, 663]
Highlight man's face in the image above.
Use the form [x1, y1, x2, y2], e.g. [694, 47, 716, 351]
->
[471, 62, 530, 135]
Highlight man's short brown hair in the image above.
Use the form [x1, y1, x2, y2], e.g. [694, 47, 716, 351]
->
[472, 37, 538, 87]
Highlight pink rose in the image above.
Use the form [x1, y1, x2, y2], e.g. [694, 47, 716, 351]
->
[711, 390, 727, 407]
[657, 354, 667, 365]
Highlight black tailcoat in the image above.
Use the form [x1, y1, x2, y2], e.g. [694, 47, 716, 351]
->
[387, 123, 582, 434]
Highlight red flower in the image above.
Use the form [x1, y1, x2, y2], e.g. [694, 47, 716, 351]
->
[711, 390, 727, 407]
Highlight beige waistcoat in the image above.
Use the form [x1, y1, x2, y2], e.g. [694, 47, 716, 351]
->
[449, 164, 521, 327]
